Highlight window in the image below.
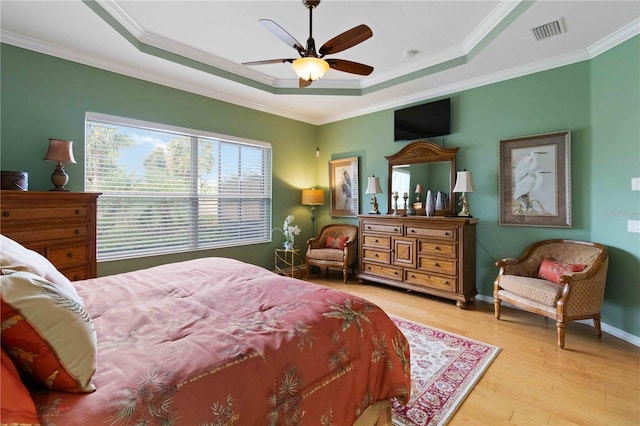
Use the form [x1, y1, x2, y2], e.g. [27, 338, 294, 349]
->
[85, 113, 272, 261]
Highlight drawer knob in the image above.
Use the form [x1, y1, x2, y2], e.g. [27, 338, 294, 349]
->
[367, 226, 371, 230]
[67, 253, 74, 258]
[411, 274, 415, 278]
[74, 229, 81, 235]
[75, 209, 81, 215]
[445, 231, 450, 236]
[445, 280, 450, 284]
[2, 211, 9, 217]
[394, 271, 398, 275]
[394, 228, 399, 232]
[410, 229, 415, 233]
[374, 253, 379, 257]
[374, 239, 379, 243]
[434, 262, 440, 267]
[434, 246, 440, 250]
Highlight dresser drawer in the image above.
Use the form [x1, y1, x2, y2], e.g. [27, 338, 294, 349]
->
[3, 224, 89, 244]
[361, 262, 402, 281]
[418, 240, 456, 258]
[47, 244, 89, 268]
[405, 269, 456, 292]
[418, 256, 457, 275]
[363, 248, 391, 263]
[406, 226, 456, 240]
[60, 266, 91, 282]
[363, 234, 391, 249]
[1, 205, 89, 222]
[362, 222, 403, 235]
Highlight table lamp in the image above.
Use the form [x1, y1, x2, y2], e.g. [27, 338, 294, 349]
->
[365, 175, 383, 214]
[44, 138, 76, 191]
[452, 170, 475, 217]
[301, 188, 324, 235]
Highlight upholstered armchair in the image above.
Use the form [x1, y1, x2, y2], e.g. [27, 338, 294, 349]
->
[306, 224, 358, 283]
[494, 239, 608, 349]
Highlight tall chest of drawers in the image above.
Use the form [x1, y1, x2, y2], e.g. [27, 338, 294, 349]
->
[1, 191, 100, 281]
[358, 215, 478, 308]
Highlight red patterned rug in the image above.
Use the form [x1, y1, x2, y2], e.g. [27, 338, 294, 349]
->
[391, 317, 500, 426]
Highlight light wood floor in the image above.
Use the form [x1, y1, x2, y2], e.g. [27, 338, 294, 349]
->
[306, 272, 640, 426]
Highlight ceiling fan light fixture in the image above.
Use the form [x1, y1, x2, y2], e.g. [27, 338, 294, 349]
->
[292, 57, 329, 81]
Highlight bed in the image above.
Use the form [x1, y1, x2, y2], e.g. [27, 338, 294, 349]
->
[1, 235, 411, 425]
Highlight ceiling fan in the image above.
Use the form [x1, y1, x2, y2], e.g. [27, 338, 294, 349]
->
[242, 0, 374, 88]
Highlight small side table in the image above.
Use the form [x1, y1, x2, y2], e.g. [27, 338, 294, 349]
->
[274, 248, 306, 278]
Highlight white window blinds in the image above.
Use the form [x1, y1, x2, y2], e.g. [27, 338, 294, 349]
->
[85, 113, 272, 261]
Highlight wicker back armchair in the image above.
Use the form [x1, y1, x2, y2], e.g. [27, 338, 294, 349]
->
[494, 239, 608, 349]
[306, 224, 358, 283]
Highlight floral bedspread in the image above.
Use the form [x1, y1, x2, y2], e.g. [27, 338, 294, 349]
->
[31, 257, 410, 425]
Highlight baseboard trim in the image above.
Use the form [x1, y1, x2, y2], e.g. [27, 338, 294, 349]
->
[475, 294, 640, 347]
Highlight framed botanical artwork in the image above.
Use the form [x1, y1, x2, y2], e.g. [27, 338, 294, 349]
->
[499, 130, 572, 227]
[329, 156, 359, 217]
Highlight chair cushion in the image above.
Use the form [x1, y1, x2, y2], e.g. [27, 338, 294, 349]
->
[307, 248, 345, 262]
[325, 236, 349, 250]
[538, 258, 586, 284]
[498, 274, 564, 307]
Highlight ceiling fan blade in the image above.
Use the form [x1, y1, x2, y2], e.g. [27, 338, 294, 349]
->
[319, 24, 372, 56]
[259, 19, 305, 55]
[242, 59, 294, 66]
[299, 78, 313, 88]
[326, 59, 374, 76]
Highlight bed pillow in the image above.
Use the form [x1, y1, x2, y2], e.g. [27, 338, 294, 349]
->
[325, 236, 349, 250]
[0, 234, 80, 299]
[537, 258, 586, 284]
[1, 269, 97, 393]
[1, 347, 40, 425]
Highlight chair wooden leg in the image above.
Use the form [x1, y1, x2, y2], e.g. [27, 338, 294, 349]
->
[556, 322, 566, 349]
[494, 299, 501, 320]
[343, 269, 348, 284]
[594, 316, 602, 337]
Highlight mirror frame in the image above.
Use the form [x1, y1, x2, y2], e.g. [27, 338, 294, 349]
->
[385, 141, 459, 216]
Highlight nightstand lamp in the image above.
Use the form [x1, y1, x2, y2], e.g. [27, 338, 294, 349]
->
[301, 188, 324, 236]
[365, 175, 383, 214]
[44, 138, 76, 191]
[452, 170, 475, 217]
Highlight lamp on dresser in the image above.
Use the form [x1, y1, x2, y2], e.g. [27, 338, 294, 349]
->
[452, 170, 475, 217]
[365, 175, 383, 214]
[301, 188, 324, 236]
[43, 138, 76, 191]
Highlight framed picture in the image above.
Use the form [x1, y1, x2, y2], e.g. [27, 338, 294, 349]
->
[329, 156, 359, 217]
[499, 131, 571, 227]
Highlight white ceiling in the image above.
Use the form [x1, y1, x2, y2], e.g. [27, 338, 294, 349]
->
[2, 1, 638, 125]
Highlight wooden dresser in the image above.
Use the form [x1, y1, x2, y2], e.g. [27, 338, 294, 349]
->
[1, 191, 100, 281]
[358, 215, 478, 308]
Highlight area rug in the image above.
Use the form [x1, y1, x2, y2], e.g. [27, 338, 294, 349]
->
[391, 317, 500, 426]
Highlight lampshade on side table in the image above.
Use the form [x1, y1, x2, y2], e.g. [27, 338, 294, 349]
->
[43, 139, 77, 191]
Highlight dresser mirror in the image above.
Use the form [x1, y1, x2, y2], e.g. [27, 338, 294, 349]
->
[385, 141, 459, 216]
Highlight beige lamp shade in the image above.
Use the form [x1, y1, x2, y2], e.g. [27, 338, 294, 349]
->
[43, 139, 77, 164]
[415, 183, 423, 194]
[453, 171, 475, 193]
[365, 176, 383, 194]
[301, 188, 324, 205]
[292, 57, 330, 81]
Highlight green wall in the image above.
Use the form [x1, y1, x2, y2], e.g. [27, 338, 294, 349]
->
[2, 37, 638, 337]
[0, 43, 318, 274]
[315, 37, 639, 337]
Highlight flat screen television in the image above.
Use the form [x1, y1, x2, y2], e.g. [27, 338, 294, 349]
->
[394, 98, 451, 141]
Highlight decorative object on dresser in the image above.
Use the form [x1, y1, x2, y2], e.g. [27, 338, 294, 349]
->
[494, 239, 608, 348]
[386, 141, 458, 216]
[301, 188, 324, 235]
[43, 139, 77, 191]
[358, 215, 478, 308]
[452, 169, 475, 217]
[306, 223, 358, 283]
[1, 171, 28, 191]
[365, 175, 383, 214]
[0, 191, 100, 280]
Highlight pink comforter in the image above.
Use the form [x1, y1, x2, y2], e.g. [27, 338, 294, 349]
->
[31, 257, 410, 425]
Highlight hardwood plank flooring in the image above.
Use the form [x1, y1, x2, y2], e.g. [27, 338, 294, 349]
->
[306, 272, 640, 425]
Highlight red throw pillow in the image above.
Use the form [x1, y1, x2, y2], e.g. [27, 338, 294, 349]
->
[325, 236, 349, 250]
[538, 258, 586, 284]
[1, 347, 39, 424]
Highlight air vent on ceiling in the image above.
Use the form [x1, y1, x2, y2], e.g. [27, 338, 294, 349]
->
[531, 19, 566, 41]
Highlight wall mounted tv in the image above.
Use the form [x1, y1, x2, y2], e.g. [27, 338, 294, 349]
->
[394, 98, 451, 141]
